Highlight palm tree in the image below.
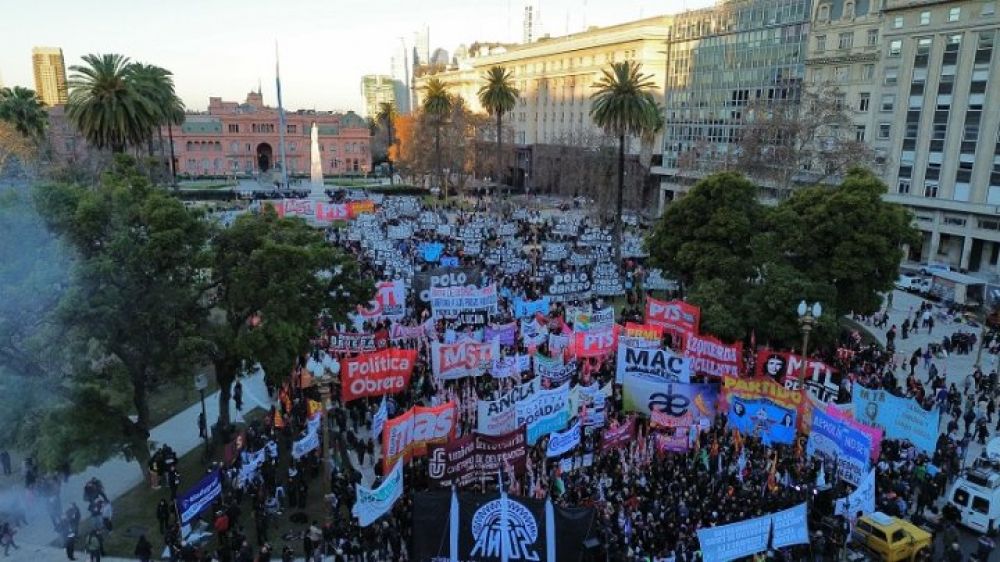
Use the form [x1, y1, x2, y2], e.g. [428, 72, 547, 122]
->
[590, 61, 660, 262]
[477, 66, 519, 198]
[639, 102, 665, 168]
[163, 97, 185, 187]
[0, 86, 48, 143]
[130, 63, 185, 183]
[67, 53, 159, 153]
[422, 78, 453, 198]
[375, 101, 398, 185]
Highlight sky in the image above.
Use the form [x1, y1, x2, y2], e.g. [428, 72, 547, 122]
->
[0, 0, 714, 114]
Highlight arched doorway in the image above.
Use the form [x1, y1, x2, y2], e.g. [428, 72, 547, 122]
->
[256, 143, 273, 172]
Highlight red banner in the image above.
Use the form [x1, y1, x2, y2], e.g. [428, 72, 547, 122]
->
[426, 428, 528, 488]
[340, 348, 417, 402]
[624, 322, 663, 341]
[645, 297, 700, 336]
[316, 202, 350, 222]
[600, 417, 635, 451]
[382, 402, 457, 471]
[572, 325, 619, 358]
[683, 333, 743, 377]
[754, 349, 841, 404]
[348, 200, 376, 217]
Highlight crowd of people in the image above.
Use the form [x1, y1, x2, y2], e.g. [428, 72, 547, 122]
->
[4, 192, 998, 562]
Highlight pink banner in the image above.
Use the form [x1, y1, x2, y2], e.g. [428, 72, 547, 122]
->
[572, 325, 619, 358]
[600, 417, 635, 451]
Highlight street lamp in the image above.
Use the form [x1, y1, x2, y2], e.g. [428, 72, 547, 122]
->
[314, 359, 340, 494]
[797, 301, 823, 380]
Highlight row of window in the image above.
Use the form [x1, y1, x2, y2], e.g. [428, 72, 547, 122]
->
[226, 123, 302, 134]
[889, 3, 994, 30]
[183, 141, 367, 154]
[182, 158, 364, 172]
[815, 28, 878, 52]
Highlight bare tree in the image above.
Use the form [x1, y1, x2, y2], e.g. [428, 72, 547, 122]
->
[736, 82, 878, 196]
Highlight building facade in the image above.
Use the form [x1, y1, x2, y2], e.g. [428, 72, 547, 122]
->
[165, 92, 371, 178]
[414, 16, 672, 152]
[874, 0, 1000, 273]
[654, 0, 812, 204]
[32, 46, 68, 106]
[361, 74, 399, 118]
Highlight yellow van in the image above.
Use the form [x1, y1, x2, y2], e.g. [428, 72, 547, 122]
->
[851, 512, 932, 562]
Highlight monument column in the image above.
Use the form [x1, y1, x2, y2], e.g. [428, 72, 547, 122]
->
[310, 122, 323, 188]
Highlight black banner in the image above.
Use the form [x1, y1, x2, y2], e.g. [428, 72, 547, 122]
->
[456, 309, 490, 327]
[412, 491, 595, 562]
[414, 267, 483, 304]
[543, 271, 593, 302]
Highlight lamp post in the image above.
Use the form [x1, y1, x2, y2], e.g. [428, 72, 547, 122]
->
[796, 301, 823, 380]
[315, 360, 339, 495]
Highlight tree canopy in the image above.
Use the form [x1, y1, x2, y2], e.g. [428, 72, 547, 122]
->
[647, 168, 917, 345]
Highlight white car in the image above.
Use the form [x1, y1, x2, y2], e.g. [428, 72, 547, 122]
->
[895, 275, 931, 294]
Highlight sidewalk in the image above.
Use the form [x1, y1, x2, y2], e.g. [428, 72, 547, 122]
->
[4, 371, 269, 562]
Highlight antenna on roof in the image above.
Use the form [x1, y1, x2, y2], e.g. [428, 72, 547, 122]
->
[258, 77, 262, 95]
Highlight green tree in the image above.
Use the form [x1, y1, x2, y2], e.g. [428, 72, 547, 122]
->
[770, 167, 918, 316]
[477, 66, 519, 192]
[32, 155, 209, 475]
[66, 54, 159, 153]
[206, 207, 372, 426]
[130, 63, 185, 183]
[421, 78, 453, 198]
[0, 86, 48, 142]
[590, 61, 659, 261]
[647, 172, 762, 289]
[375, 101, 398, 185]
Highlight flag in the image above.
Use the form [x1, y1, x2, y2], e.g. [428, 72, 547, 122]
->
[273, 409, 285, 429]
[308, 399, 324, 418]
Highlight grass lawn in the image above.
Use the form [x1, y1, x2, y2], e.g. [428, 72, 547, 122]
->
[98, 410, 335, 558]
[147, 372, 219, 428]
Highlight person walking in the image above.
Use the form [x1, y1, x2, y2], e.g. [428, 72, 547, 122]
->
[84, 530, 102, 562]
[198, 411, 207, 440]
[0, 522, 18, 556]
[156, 498, 171, 535]
[61, 517, 76, 560]
[234, 380, 244, 412]
[133, 535, 152, 562]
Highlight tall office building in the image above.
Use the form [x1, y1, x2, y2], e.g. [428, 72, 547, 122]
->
[873, 0, 1000, 272]
[655, 0, 812, 202]
[391, 40, 412, 113]
[31, 47, 68, 106]
[414, 26, 430, 67]
[361, 74, 398, 118]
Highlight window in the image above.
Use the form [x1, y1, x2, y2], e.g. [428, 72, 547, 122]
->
[836, 66, 849, 81]
[891, 530, 907, 544]
[925, 182, 939, 197]
[898, 179, 911, 193]
[817, 35, 827, 51]
[889, 40, 903, 57]
[856, 125, 867, 141]
[949, 7, 961, 21]
[868, 29, 879, 46]
[839, 32, 854, 49]
[920, 11, 931, 24]
[287, 125, 297, 134]
[893, 16, 904, 28]
[881, 95, 895, 111]
[884, 68, 898, 86]
[859, 92, 871, 112]
[862, 64, 875, 80]
[879, 123, 891, 139]
[228, 124, 239, 133]
[984, 3, 996, 16]
[973, 496, 990, 515]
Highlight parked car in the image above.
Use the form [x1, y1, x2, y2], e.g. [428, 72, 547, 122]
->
[919, 262, 952, 276]
[851, 512, 932, 562]
[895, 275, 931, 294]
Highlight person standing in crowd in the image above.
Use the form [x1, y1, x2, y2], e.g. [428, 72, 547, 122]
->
[133, 535, 152, 562]
[84, 530, 102, 562]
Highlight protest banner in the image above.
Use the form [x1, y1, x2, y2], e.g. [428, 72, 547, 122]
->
[358, 280, 407, 321]
[533, 353, 576, 386]
[645, 297, 700, 335]
[548, 332, 572, 356]
[726, 396, 797, 445]
[771, 503, 811, 548]
[292, 427, 320, 459]
[696, 503, 809, 561]
[572, 325, 619, 358]
[353, 460, 404, 527]
[427, 429, 528, 488]
[340, 348, 417, 402]
[592, 263, 625, 296]
[621, 373, 719, 422]
[546, 419, 581, 458]
[684, 333, 743, 377]
[624, 322, 663, 342]
[373, 397, 388, 440]
[429, 284, 499, 319]
[644, 268, 675, 291]
[852, 385, 939, 453]
[489, 354, 531, 379]
[568, 382, 609, 427]
[835, 468, 876, 517]
[485, 322, 517, 347]
[329, 331, 376, 353]
[236, 448, 266, 489]
[412, 491, 596, 562]
[418, 243, 443, 264]
[543, 272, 592, 302]
[807, 408, 872, 486]
[389, 321, 436, 341]
[654, 431, 690, 453]
[431, 339, 501, 380]
[456, 309, 490, 327]
[755, 349, 842, 404]
[413, 267, 482, 304]
[515, 383, 571, 444]
[274, 199, 314, 218]
[477, 378, 541, 436]
[176, 470, 223, 525]
[827, 404, 883, 460]
[347, 200, 375, 217]
[382, 402, 457, 471]
[600, 417, 635, 451]
[520, 318, 549, 347]
[387, 223, 414, 240]
[570, 307, 614, 331]
[316, 202, 351, 222]
[616, 343, 692, 383]
[513, 296, 550, 318]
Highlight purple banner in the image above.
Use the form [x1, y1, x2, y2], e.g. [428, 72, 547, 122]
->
[485, 322, 517, 347]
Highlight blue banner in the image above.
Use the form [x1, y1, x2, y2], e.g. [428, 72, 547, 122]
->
[697, 514, 771, 562]
[621, 374, 719, 423]
[176, 469, 222, 525]
[771, 503, 810, 549]
[514, 296, 551, 319]
[440, 256, 459, 267]
[851, 386, 939, 453]
[807, 408, 871, 486]
[727, 397, 796, 445]
[420, 242, 445, 263]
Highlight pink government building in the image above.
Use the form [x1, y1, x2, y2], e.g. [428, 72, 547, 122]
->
[163, 91, 371, 178]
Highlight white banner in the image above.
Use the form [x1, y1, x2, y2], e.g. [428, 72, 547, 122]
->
[545, 419, 581, 458]
[431, 339, 501, 380]
[353, 461, 404, 527]
[477, 378, 541, 436]
[515, 383, 571, 445]
[373, 397, 388, 440]
[292, 428, 320, 460]
[835, 468, 876, 517]
[490, 354, 531, 379]
[430, 284, 499, 319]
[615, 343, 692, 384]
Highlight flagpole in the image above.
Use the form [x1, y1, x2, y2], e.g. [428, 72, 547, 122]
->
[499, 469, 509, 562]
